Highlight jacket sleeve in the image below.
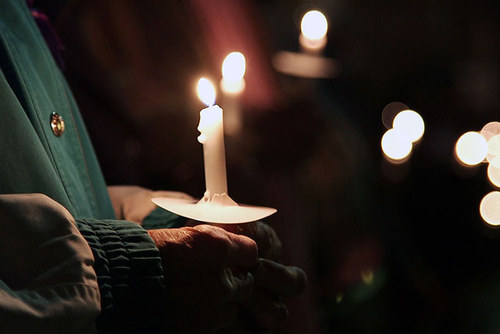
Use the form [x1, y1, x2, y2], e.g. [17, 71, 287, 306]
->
[0, 193, 100, 334]
[75, 218, 167, 333]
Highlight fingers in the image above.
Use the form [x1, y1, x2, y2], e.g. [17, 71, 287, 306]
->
[225, 231, 259, 269]
[253, 258, 307, 297]
[215, 221, 282, 261]
[224, 270, 255, 303]
[151, 190, 194, 200]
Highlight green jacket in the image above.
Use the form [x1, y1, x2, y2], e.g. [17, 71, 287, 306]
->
[0, 0, 179, 331]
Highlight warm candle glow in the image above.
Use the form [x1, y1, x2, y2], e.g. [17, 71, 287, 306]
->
[487, 135, 500, 162]
[392, 109, 425, 143]
[301, 10, 328, 40]
[487, 156, 500, 188]
[480, 191, 500, 226]
[196, 78, 228, 197]
[197, 78, 216, 106]
[480, 121, 500, 141]
[455, 131, 488, 166]
[222, 52, 246, 83]
[221, 52, 246, 94]
[381, 128, 412, 161]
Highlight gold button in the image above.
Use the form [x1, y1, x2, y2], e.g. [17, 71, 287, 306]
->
[50, 112, 65, 137]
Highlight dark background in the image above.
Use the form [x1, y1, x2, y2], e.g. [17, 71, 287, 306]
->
[44, 0, 500, 332]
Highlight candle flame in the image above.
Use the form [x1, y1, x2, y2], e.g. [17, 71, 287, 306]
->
[455, 131, 488, 166]
[301, 10, 328, 40]
[480, 191, 500, 226]
[381, 128, 412, 161]
[392, 109, 425, 143]
[222, 52, 246, 83]
[487, 156, 500, 188]
[197, 78, 216, 106]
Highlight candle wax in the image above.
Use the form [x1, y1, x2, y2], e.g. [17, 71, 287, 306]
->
[197, 105, 230, 200]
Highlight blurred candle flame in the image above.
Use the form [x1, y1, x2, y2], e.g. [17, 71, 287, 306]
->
[392, 109, 425, 143]
[222, 52, 246, 83]
[487, 156, 500, 188]
[301, 10, 328, 40]
[455, 131, 488, 166]
[197, 78, 216, 106]
[487, 135, 500, 161]
[480, 121, 500, 141]
[480, 191, 500, 226]
[381, 128, 412, 161]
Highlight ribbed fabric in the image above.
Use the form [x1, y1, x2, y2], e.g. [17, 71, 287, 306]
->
[76, 219, 166, 333]
[142, 207, 186, 230]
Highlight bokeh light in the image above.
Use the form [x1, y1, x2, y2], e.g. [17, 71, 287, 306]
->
[455, 131, 488, 166]
[301, 10, 328, 40]
[361, 269, 374, 285]
[487, 156, 500, 188]
[392, 109, 425, 143]
[197, 78, 216, 106]
[381, 102, 409, 130]
[487, 134, 500, 163]
[222, 52, 246, 84]
[480, 191, 500, 226]
[480, 121, 500, 141]
[381, 128, 412, 161]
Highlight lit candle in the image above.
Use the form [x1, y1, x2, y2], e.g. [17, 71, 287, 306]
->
[196, 78, 230, 201]
[221, 52, 246, 136]
[221, 52, 246, 94]
[299, 10, 328, 54]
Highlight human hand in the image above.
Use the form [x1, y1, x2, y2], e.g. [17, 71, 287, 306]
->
[215, 222, 307, 333]
[216, 221, 282, 261]
[108, 185, 192, 223]
[147, 225, 258, 333]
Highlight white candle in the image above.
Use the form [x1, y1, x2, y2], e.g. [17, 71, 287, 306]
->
[299, 10, 328, 54]
[221, 52, 246, 136]
[197, 78, 229, 199]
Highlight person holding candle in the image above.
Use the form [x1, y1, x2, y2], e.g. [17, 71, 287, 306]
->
[0, 0, 305, 333]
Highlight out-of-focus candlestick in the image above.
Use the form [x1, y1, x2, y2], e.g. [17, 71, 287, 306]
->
[221, 52, 246, 136]
[197, 78, 233, 203]
[272, 8, 338, 78]
[299, 10, 328, 54]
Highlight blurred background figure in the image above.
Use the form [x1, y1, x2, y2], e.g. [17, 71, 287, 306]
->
[39, 0, 500, 332]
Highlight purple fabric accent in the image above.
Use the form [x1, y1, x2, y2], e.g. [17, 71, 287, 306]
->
[28, 3, 65, 68]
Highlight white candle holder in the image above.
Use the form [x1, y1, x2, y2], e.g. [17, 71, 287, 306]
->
[152, 194, 276, 224]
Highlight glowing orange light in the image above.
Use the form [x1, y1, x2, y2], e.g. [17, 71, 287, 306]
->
[455, 131, 488, 166]
[480, 191, 500, 226]
[381, 128, 412, 161]
[197, 78, 216, 106]
[488, 156, 500, 188]
[301, 10, 328, 40]
[392, 109, 425, 143]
